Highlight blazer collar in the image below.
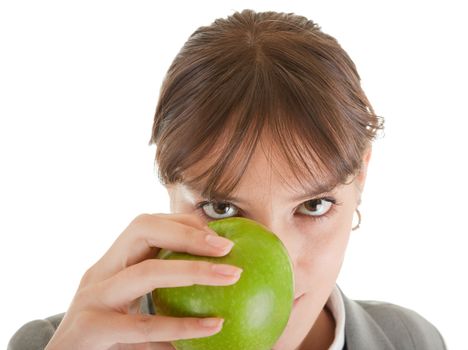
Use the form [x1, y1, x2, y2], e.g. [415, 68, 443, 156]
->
[336, 285, 396, 350]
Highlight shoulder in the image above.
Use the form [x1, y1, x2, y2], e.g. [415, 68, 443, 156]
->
[355, 299, 447, 350]
[7, 296, 151, 349]
[7, 313, 65, 350]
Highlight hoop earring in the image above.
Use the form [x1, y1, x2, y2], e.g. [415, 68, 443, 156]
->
[352, 208, 361, 231]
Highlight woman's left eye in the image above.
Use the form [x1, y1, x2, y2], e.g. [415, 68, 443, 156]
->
[195, 197, 339, 221]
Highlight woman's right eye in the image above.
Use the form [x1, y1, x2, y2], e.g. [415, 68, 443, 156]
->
[195, 200, 240, 219]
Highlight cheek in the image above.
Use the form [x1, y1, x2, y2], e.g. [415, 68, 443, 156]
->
[295, 212, 352, 286]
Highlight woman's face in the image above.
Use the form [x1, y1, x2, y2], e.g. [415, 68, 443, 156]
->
[165, 140, 371, 349]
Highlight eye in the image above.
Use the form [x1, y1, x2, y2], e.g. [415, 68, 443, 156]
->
[195, 197, 340, 221]
[196, 200, 239, 220]
[297, 198, 336, 217]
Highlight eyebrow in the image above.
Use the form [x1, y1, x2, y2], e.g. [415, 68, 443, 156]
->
[185, 182, 337, 204]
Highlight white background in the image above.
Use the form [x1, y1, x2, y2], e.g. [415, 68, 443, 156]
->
[1, 0, 467, 348]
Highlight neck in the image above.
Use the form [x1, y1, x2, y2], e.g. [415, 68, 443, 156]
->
[297, 306, 336, 350]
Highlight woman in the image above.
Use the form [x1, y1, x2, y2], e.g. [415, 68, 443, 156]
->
[8, 9, 446, 350]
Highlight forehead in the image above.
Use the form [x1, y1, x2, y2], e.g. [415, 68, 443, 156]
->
[181, 132, 348, 203]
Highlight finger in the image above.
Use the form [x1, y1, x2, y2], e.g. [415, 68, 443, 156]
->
[112, 342, 175, 350]
[88, 214, 231, 282]
[120, 314, 224, 344]
[153, 213, 214, 234]
[124, 212, 211, 267]
[147, 343, 175, 350]
[87, 311, 224, 345]
[96, 259, 243, 307]
[129, 213, 218, 265]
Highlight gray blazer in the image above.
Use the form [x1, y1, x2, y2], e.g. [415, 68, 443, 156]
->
[8, 286, 447, 349]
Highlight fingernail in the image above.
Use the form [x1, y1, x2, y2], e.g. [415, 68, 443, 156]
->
[205, 234, 234, 250]
[199, 317, 224, 328]
[212, 264, 243, 277]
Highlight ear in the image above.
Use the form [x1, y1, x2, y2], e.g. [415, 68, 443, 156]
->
[356, 145, 372, 195]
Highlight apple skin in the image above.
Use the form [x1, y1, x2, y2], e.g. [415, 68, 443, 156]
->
[152, 217, 294, 350]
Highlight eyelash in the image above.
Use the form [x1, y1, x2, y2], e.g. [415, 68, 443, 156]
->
[194, 197, 342, 223]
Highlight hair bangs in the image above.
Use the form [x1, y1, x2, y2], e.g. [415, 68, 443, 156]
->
[179, 86, 356, 202]
[149, 9, 384, 203]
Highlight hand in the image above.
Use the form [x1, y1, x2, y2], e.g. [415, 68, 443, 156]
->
[45, 213, 242, 350]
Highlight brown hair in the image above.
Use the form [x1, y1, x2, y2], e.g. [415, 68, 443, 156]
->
[148, 9, 384, 201]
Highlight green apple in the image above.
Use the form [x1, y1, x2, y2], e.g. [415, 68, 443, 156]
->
[152, 217, 294, 350]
